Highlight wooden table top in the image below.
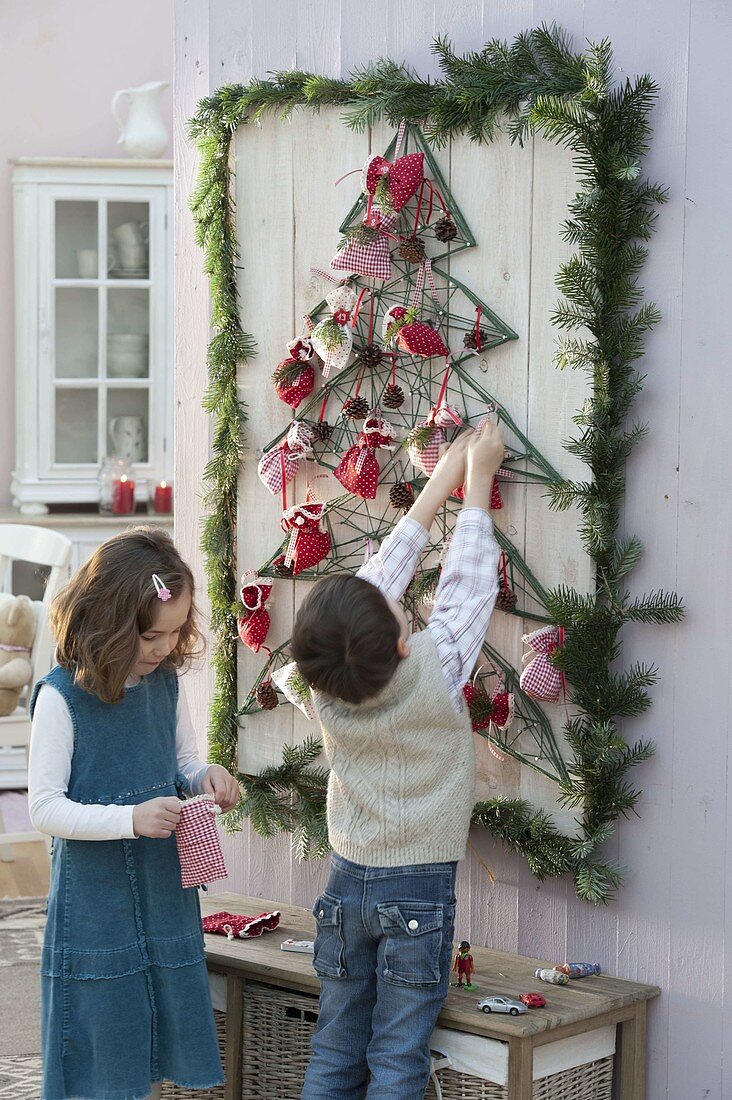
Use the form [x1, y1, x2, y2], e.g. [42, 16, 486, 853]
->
[202, 892, 659, 1041]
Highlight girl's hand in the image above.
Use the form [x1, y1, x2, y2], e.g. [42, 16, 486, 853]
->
[133, 796, 182, 839]
[201, 764, 241, 812]
[426, 429, 473, 498]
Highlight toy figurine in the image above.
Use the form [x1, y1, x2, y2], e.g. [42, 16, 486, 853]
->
[452, 941, 476, 990]
[555, 962, 601, 979]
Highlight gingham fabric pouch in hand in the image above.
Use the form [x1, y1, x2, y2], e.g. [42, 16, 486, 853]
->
[175, 795, 229, 889]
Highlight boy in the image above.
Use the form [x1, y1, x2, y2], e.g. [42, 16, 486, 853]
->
[293, 422, 504, 1100]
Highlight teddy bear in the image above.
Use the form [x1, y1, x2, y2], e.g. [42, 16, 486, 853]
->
[0, 594, 37, 717]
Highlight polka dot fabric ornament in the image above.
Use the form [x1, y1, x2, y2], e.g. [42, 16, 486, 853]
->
[273, 359, 315, 410]
[280, 500, 332, 574]
[236, 572, 272, 653]
[334, 408, 397, 500]
[310, 284, 359, 377]
[463, 681, 493, 731]
[362, 151, 424, 214]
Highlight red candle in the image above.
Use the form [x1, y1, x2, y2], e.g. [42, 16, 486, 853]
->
[112, 476, 135, 514]
[153, 480, 173, 514]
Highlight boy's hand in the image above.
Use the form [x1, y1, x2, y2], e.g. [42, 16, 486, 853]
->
[464, 420, 506, 510]
[133, 796, 182, 839]
[426, 429, 473, 498]
[201, 764, 241, 812]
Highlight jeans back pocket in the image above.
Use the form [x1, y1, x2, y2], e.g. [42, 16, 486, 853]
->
[312, 892, 346, 979]
[377, 902, 444, 987]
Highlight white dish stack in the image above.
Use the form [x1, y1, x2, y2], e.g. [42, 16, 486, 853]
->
[108, 332, 149, 377]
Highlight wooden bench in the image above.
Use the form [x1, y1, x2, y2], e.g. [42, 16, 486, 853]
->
[202, 891, 659, 1100]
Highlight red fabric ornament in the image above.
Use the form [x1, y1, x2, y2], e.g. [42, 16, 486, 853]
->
[407, 405, 463, 477]
[175, 797, 228, 889]
[520, 626, 564, 702]
[258, 420, 314, 495]
[334, 408, 398, 500]
[453, 475, 503, 509]
[202, 911, 281, 940]
[489, 690, 514, 729]
[331, 211, 397, 281]
[463, 682, 493, 731]
[363, 151, 424, 212]
[397, 321, 449, 359]
[236, 573, 272, 653]
[274, 360, 315, 410]
[281, 501, 332, 575]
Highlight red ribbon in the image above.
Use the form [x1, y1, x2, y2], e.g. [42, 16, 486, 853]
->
[475, 306, 483, 352]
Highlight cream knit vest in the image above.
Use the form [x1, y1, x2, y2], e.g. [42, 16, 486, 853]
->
[313, 630, 475, 867]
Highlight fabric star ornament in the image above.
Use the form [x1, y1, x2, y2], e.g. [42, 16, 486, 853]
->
[334, 408, 398, 499]
[281, 500, 331, 575]
[257, 420, 314, 495]
[236, 572, 272, 653]
[520, 625, 564, 702]
[310, 285, 359, 378]
[331, 211, 398, 281]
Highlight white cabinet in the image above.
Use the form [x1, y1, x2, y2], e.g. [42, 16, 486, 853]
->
[11, 158, 173, 514]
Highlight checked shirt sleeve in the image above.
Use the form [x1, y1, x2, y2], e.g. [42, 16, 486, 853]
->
[427, 508, 500, 709]
[356, 516, 430, 601]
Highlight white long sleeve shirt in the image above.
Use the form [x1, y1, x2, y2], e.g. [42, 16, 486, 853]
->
[28, 679, 210, 842]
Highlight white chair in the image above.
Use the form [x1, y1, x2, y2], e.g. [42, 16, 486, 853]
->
[0, 524, 72, 858]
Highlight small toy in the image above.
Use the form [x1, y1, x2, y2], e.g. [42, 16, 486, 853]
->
[280, 939, 315, 954]
[477, 996, 527, 1017]
[535, 967, 569, 986]
[0, 594, 36, 717]
[519, 992, 546, 1008]
[451, 941, 476, 990]
[555, 962, 601, 979]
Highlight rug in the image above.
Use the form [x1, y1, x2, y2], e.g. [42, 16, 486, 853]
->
[0, 895, 45, 1097]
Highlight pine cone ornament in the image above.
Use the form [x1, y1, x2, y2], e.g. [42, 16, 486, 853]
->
[342, 395, 369, 420]
[255, 680, 279, 711]
[496, 584, 518, 612]
[434, 215, 458, 243]
[389, 482, 414, 512]
[357, 342, 384, 369]
[272, 555, 294, 578]
[398, 237, 426, 264]
[311, 420, 333, 443]
[383, 382, 405, 409]
[463, 327, 490, 350]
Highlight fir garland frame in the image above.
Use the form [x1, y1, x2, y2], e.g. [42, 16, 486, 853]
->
[189, 26, 683, 903]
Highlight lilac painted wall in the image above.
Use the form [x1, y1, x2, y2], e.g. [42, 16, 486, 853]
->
[0, 0, 174, 507]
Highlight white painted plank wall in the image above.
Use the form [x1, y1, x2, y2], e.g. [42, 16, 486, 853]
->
[174, 3, 732, 1097]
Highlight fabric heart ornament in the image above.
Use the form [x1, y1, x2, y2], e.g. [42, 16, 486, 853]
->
[273, 359, 316, 410]
[257, 420, 314, 495]
[463, 681, 493, 732]
[520, 625, 564, 702]
[362, 151, 424, 213]
[310, 285, 359, 378]
[236, 573, 272, 654]
[331, 212, 398, 281]
[489, 690, 514, 730]
[281, 501, 332, 575]
[335, 408, 397, 499]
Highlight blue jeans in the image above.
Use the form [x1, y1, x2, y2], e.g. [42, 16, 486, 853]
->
[301, 853, 457, 1100]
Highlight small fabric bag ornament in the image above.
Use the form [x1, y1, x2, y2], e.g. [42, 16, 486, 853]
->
[273, 338, 316, 409]
[407, 404, 463, 478]
[520, 625, 564, 702]
[203, 910, 281, 940]
[310, 285, 359, 378]
[281, 499, 331, 575]
[236, 573, 272, 653]
[271, 661, 316, 720]
[331, 211, 398, 281]
[176, 796, 228, 889]
[334, 407, 398, 499]
[257, 420, 314, 496]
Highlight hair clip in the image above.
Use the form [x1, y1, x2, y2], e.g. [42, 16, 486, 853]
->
[152, 574, 171, 602]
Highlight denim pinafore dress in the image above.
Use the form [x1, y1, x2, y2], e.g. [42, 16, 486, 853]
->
[31, 665, 224, 1100]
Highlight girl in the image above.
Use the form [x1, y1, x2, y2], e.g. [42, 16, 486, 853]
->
[28, 526, 240, 1100]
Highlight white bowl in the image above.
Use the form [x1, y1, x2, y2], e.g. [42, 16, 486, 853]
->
[107, 351, 148, 379]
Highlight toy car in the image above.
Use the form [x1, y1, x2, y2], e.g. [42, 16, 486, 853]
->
[477, 996, 528, 1016]
[519, 992, 546, 1008]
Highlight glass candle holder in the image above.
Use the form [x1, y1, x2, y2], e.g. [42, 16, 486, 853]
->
[98, 456, 136, 515]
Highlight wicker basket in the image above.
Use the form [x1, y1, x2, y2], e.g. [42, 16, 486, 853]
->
[241, 981, 320, 1098]
[423, 1055, 614, 1100]
[160, 1009, 227, 1099]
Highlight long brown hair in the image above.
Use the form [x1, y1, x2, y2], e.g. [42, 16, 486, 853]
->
[51, 526, 203, 703]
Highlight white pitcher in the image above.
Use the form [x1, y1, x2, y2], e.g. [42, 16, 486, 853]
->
[112, 81, 169, 158]
[109, 416, 146, 463]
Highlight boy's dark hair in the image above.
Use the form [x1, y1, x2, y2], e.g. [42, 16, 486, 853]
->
[291, 575, 401, 704]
